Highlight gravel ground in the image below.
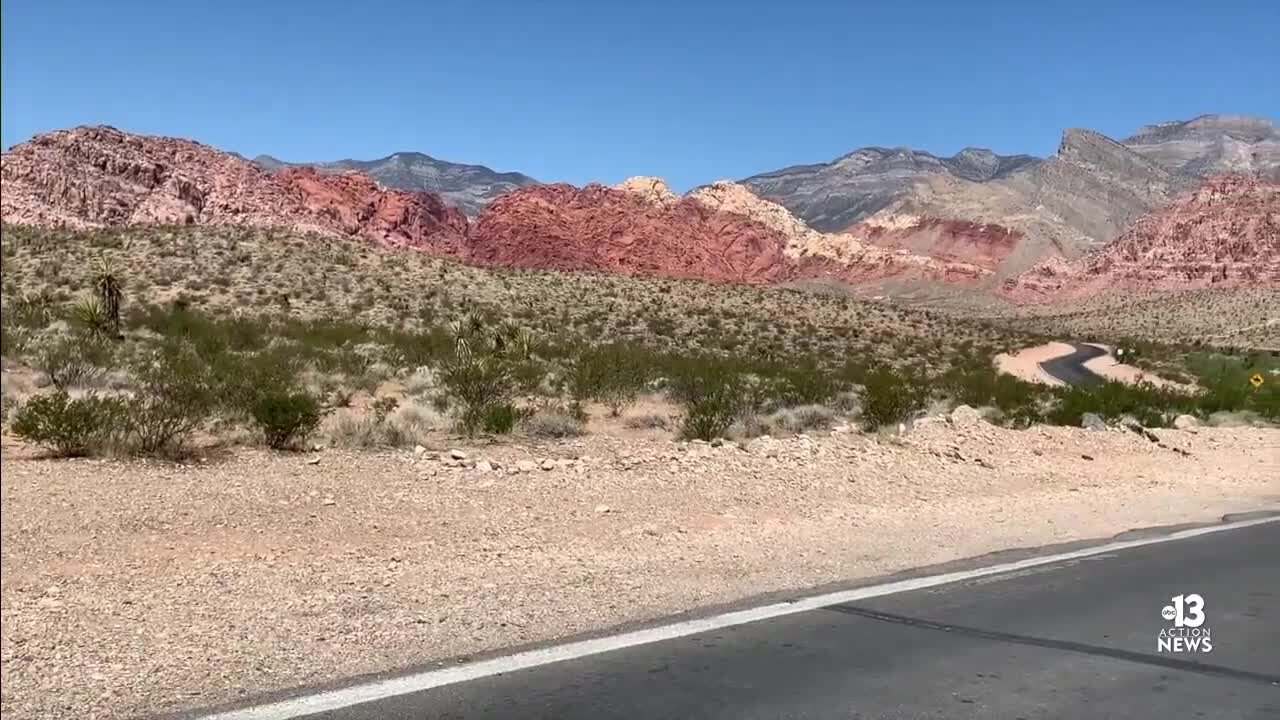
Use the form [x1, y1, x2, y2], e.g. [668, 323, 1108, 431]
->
[2, 416, 1278, 719]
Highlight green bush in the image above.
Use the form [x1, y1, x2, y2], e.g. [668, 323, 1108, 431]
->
[250, 390, 323, 449]
[473, 402, 523, 435]
[667, 357, 745, 440]
[438, 315, 534, 435]
[1046, 380, 1188, 428]
[773, 363, 845, 407]
[122, 346, 217, 454]
[11, 390, 124, 456]
[860, 365, 927, 431]
[1248, 379, 1279, 421]
[568, 343, 650, 416]
[210, 347, 301, 418]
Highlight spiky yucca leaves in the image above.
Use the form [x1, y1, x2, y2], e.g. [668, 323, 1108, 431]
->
[69, 296, 115, 339]
[440, 313, 539, 435]
[92, 256, 124, 339]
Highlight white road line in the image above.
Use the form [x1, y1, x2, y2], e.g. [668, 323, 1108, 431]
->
[199, 515, 1279, 720]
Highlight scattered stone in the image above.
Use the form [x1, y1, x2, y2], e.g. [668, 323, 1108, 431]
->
[413, 445, 428, 456]
[516, 460, 538, 473]
[417, 468, 438, 479]
[305, 457, 322, 466]
[594, 504, 611, 514]
[321, 497, 336, 506]
[1080, 413, 1107, 431]
[1173, 415, 1199, 431]
[475, 460, 493, 473]
[449, 449, 468, 460]
[949, 405, 984, 427]
[1081, 454, 1095, 461]
[540, 459, 556, 471]
[507, 467, 520, 476]
[1124, 423, 1160, 443]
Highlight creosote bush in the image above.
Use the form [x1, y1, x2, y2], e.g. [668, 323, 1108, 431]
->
[250, 390, 324, 450]
[11, 390, 124, 456]
[860, 365, 928, 431]
[667, 357, 746, 441]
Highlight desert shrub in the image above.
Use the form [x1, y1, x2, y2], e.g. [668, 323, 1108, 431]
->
[371, 396, 400, 423]
[1046, 381, 1187, 428]
[473, 402, 523, 435]
[210, 348, 302, 418]
[773, 363, 845, 407]
[11, 390, 124, 456]
[438, 315, 535, 435]
[730, 413, 773, 439]
[250, 390, 324, 449]
[860, 365, 928, 431]
[667, 357, 746, 440]
[120, 346, 217, 454]
[34, 335, 113, 390]
[568, 343, 650, 416]
[522, 407, 586, 438]
[623, 413, 670, 430]
[6, 291, 56, 329]
[772, 404, 836, 434]
[1247, 380, 1279, 421]
[326, 413, 382, 448]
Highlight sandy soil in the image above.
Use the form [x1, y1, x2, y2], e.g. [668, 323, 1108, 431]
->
[1082, 344, 1186, 388]
[995, 342, 1176, 387]
[993, 341, 1074, 385]
[2, 420, 1278, 720]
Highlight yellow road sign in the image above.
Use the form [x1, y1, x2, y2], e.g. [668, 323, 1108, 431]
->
[1250, 373, 1265, 388]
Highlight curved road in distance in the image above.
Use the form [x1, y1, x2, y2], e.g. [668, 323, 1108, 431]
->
[1039, 343, 1108, 387]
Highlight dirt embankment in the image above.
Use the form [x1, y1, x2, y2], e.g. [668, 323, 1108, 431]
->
[3, 420, 1278, 720]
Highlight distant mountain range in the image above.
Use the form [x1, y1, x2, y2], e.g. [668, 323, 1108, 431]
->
[246, 151, 538, 217]
[2, 115, 1275, 303]
[736, 114, 1278, 277]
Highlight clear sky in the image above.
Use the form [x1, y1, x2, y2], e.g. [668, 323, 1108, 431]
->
[2, 0, 1277, 191]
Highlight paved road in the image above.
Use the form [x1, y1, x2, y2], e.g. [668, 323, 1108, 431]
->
[291, 519, 1280, 720]
[1040, 343, 1109, 387]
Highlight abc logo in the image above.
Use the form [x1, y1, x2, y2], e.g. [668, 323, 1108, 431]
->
[1161, 605, 1177, 620]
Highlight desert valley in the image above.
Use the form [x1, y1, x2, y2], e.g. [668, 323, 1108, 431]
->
[1, 113, 1278, 719]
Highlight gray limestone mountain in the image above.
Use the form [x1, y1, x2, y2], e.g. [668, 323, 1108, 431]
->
[739, 146, 1039, 233]
[250, 151, 538, 216]
[740, 115, 1278, 278]
[1121, 114, 1280, 178]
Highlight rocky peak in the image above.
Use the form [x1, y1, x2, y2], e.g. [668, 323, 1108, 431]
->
[1121, 114, 1279, 178]
[614, 176, 678, 207]
[0, 126, 467, 252]
[1003, 174, 1280, 300]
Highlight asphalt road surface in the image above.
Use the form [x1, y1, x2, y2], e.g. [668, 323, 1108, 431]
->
[1039, 343, 1109, 387]
[279, 519, 1280, 720]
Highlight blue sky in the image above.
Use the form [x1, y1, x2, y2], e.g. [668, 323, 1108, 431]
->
[2, 0, 1277, 191]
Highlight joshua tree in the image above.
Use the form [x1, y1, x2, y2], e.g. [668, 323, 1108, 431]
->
[91, 256, 124, 339]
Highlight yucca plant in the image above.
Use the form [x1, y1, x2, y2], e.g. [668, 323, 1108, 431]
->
[439, 313, 540, 435]
[68, 296, 115, 340]
[91, 256, 124, 339]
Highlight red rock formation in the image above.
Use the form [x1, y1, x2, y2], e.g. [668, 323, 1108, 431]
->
[277, 167, 468, 253]
[851, 217, 1022, 272]
[1003, 175, 1279, 301]
[469, 184, 796, 284]
[0, 126, 467, 252]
